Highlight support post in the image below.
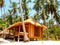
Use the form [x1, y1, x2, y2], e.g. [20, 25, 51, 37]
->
[18, 26, 20, 42]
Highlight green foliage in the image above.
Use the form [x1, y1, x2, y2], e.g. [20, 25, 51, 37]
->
[48, 25, 60, 40]
[11, 2, 17, 14]
[33, 0, 42, 13]
[0, 19, 3, 30]
[22, 0, 30, 20]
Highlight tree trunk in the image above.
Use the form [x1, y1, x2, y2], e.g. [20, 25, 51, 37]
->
[19, 0, 29, 42]
[43, 9, 48, 40]
[3, 3, 6, 39]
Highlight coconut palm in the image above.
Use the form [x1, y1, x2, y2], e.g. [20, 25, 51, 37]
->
[8, 9, 13, 25]
[41, 0, 49, 39]
[33, 0, 49, 39]
[40, 0, 60, 40]
[46, 0, 60, 24]
[46, 0, 60, 40]
[33, 0, 48, 23]
[9, 0, 18, 23]
[19, 0, 29, 42]
[0, 0, 5, 38]
[0, 0, 7, 38]
[33, 0, 42, 21]
[22, 0, 29, 20]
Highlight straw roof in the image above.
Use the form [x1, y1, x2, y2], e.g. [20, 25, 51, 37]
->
[7, 18, 47, 30]
[41, 25, 48, 29]
[7, 22, 21, 29]
[24, 18, 41, 26]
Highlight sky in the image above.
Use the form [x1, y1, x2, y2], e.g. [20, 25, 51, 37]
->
[0, 0, 36, 17]
[0, 0, 60, 24]
[0, 0, 60, 16]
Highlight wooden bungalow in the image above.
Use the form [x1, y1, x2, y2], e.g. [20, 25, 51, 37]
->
[7, 18, 47, 41]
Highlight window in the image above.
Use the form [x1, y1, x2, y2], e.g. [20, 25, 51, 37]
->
[34, 26, 40, 37]
[20, 26, 23, 32]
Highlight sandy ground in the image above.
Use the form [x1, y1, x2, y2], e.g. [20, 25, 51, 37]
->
[0, 38, 60, 45]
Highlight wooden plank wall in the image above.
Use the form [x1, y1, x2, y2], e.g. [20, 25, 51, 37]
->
[28, 23, 34, 38]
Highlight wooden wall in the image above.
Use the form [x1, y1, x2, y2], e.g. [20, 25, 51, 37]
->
[12, 23, 43, 39]
[40, 27, 43, 39]
[28, 24, 43, 39]
[28, 23, 34, 38]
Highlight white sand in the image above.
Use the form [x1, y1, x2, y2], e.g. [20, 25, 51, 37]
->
[0, 38, 60, 45]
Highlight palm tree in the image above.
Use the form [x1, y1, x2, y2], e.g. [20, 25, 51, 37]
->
[0, 0, 7, 38]
[41, 0, 49, 40]
[9, 0, 18, 23]
[0, 0, 5, 38]
[19, 0, 29, 42]
[40, 0, 60, 40]
[3, 5, 6, 38]
[33, 0, 59, 40]
[22, 0, 29, 20]
[11, 2, 18, 22]
[33, 0, 42, 21]
[33, 0, 48, 23]
[33, 0, 49, 39]
[46, 0, 60, 40]
[8, 9, 13, 25]
[46, 0, 60, 24]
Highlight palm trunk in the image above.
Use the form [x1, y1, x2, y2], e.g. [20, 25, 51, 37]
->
[50, 12, 57, 40]
[53, 12, 57, 40]
[3, 3, 6, 39]
[43, 9, 48, 40]
[43, 9, 46, 26]
[19, 0, 29, 42]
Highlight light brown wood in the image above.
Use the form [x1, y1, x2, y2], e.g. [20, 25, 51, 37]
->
[7, 18, 47, 40]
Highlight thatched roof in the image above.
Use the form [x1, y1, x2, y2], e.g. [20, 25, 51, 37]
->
[7, 22, 21, 29]
[24, 18, 41, 26]
[41, 25, 48, 29]
[7, 18, 47, 30]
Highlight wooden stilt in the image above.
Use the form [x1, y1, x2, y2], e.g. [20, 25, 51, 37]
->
[14, 28, 15, 41]
[18, 26, 20, 42]
[18, 31, 19, 42]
